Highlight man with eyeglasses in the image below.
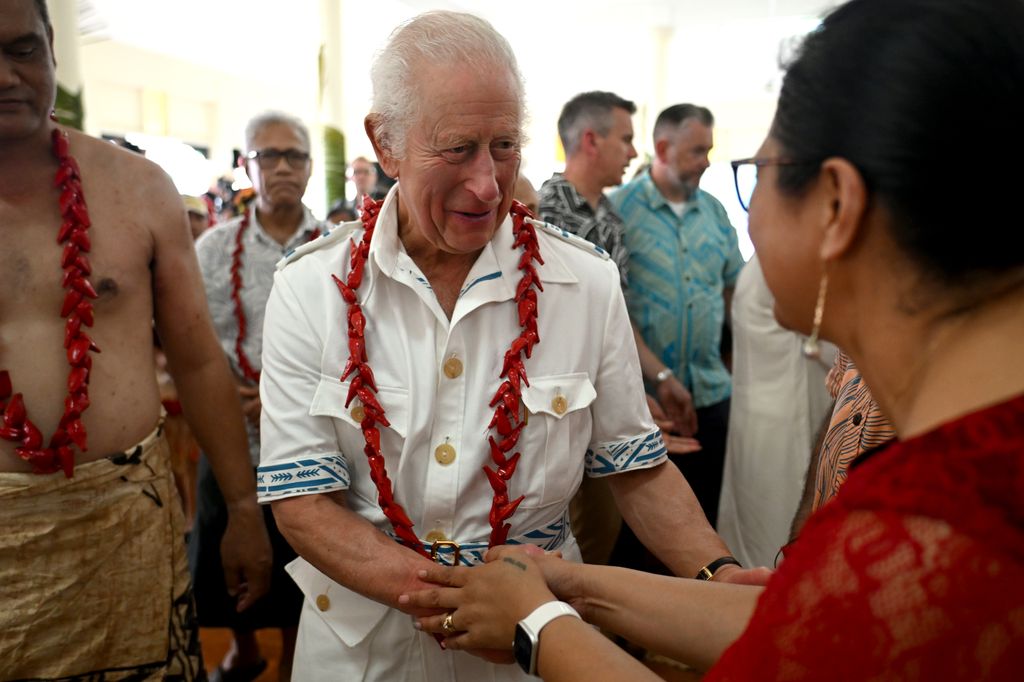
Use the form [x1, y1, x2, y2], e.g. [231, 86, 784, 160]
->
[609, 104, 745, 536]
[191, 110, 326, 681]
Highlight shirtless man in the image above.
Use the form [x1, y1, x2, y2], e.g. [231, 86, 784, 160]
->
[0, 1, 271, 679]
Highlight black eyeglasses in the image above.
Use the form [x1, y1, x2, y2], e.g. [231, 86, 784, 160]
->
[246, 148, 311, 170]
[730, 157, 818, 212]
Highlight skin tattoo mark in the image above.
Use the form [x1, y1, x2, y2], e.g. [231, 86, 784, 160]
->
[503, 558, 528, 571]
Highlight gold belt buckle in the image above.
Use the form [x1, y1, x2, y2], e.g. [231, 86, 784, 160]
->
[430, 540, 462, 566]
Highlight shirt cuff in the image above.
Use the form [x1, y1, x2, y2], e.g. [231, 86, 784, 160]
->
[256, 453, 350, 503]
[585, 428, 668, 477]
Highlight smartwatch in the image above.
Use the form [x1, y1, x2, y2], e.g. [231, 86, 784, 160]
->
[513, 601, 581, 675]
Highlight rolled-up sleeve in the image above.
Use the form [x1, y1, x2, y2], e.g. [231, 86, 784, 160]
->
[258, 270, 350, 503]
[585, 264, 667, 477]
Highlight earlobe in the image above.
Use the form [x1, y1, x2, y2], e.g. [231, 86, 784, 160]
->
[818, 158, 868, 261]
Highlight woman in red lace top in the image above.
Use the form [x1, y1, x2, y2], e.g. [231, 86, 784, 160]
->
[401, 0, 1024, 678]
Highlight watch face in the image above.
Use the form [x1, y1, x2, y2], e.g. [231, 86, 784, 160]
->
[513, 623, 534, 674]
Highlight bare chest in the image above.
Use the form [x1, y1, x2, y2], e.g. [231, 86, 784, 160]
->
[0, 186, 151, 322]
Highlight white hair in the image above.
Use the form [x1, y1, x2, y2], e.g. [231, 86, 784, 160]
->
[369, 11, 526, 157]
[244, 111, 311, 153]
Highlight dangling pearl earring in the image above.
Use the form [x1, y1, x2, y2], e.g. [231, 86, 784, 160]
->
[49, 108, 59, 122]
[802, 272, 828, 359]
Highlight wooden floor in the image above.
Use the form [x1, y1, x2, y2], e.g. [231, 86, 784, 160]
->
[199, 628, 700, 681]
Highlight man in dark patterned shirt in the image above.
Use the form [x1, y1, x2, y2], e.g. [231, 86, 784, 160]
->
[539, 91, 635, 288]
[539, 92, 699, 567]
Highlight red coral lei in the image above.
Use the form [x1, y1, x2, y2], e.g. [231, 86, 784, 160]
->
[230, 209, 319, 382]
[0, 129, 100, 477]
[332, 196, 542, 559]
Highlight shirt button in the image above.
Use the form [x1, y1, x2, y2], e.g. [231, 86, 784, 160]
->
[434, 443, 456, 465]
[852, 413, 863, 426]
[443, 356, 464, 379]
[350, 405, 366, 422]
[551, 395, 568, 415]
[424, 530, 448, 543]
[316, 594, 331, 611]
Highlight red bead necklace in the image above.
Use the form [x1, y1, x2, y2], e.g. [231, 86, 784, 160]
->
[230, 209, 319, 383]
[0, 129, 100, 477]
[333, 196, 542, 559]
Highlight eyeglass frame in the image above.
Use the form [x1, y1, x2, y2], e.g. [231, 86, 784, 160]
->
[245, 148, 311, 170]
[730, 157, 819, 212]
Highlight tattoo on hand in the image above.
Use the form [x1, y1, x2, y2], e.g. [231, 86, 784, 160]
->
[503, 558, 528, 571]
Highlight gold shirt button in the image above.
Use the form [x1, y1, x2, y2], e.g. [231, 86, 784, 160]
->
[424, 530, 448, 543]
[316, 594, 331, 611]
[443, 356, 464, 379]
[434, 443, 456, 466]
[551, 395, 568, 415]
[350, 405, 366, 422]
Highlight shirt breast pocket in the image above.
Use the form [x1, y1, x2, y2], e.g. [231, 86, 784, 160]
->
[517, 372, 596, 509]
[309, 376, 409, 505]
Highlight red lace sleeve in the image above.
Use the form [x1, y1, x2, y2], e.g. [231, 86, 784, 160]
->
[706, 395, 1024, 681]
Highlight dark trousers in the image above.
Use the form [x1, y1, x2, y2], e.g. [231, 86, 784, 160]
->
[609, 397, 730, 575]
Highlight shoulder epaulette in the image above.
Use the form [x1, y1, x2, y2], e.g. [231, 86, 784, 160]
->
[276, 221, 361, 270]
[527, 217, 610, 260]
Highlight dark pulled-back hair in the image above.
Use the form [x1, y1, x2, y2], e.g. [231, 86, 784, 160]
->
[773, 0, 1024, 283]
[557, 91, 636, 156]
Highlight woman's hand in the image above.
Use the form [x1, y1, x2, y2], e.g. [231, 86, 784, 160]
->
[399, 545, 558, 652]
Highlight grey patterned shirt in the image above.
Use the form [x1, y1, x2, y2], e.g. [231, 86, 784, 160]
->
[538, 172, 629, 288]
[195, 204, 325, 463]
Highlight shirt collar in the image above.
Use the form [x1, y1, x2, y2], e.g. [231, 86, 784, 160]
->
[638, 169, 703, 215]
[248, 203, 322, 249]
[368, 183, 577, 306]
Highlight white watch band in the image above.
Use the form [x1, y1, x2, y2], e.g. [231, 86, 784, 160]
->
[515, 601, 581, 675]
[519, 601, 580, 637]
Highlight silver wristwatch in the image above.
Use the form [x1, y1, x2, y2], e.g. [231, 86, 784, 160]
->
[655, 367, 674, 385]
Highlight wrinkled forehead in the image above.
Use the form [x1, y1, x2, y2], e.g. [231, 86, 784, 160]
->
[412, 62, 524, 137]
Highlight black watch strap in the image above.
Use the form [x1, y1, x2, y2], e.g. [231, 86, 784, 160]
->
[694, 555, 742, 581]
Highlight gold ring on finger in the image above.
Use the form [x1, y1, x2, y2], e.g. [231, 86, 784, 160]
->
[441, 612, 457, 636]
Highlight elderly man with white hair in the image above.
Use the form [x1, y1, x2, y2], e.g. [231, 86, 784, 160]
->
[257, 11, 755, 681]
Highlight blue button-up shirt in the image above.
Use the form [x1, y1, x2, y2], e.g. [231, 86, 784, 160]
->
[609, 171, 745, 408]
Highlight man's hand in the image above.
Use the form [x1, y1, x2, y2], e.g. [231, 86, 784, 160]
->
[646, 394, 702, 454]
[238, 384, 261, 430]
[655, 375, 698, 436]
[220, 499, 272, 612]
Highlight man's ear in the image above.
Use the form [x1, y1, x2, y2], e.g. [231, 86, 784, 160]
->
[364, 115, 399, 179]
[580, 129, 600, 158]
[653, 137, 670, 163]
[818, 157, 868, 261]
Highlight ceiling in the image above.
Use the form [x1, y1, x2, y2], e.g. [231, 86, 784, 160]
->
[80, 0, 839, 77]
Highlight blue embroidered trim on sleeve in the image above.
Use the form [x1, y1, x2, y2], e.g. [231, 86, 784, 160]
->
[585, 429, 668, 477]
[256, 455, 350, 502]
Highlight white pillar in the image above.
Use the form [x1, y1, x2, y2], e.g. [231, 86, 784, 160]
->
[47, 0, 84, 129]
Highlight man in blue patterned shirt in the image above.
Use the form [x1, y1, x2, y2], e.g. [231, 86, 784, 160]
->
[610, 104, 745, 528]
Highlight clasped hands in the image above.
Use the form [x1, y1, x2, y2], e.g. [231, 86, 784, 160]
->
[399, 545, 570, 658]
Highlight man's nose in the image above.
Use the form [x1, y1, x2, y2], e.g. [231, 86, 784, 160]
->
[465, 151, 500, 202]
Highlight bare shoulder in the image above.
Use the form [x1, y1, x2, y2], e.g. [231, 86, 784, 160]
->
[68, 129, 183, 231]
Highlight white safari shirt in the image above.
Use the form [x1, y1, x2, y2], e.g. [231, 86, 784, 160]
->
[257, 186, 664, 681]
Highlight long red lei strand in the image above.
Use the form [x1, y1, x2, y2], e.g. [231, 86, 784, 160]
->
[230, 209, 319, 383]
[0, 129, 100, 477]
[332, 196, 542, 558]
